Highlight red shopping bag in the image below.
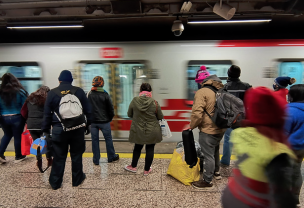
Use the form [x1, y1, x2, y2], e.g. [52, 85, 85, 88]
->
[21, 127, 33, 156]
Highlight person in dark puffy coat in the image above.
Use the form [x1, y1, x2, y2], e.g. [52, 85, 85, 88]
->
[21, 86, 52, 171]
[124, 83, 163, 176]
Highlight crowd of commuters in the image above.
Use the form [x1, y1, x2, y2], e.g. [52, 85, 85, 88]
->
[0, 66, 303, 207]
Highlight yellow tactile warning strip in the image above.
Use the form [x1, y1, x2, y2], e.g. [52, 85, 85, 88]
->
[4, 151, 237, 160]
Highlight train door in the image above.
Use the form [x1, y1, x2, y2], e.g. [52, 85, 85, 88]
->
[0, 62, 43, 93]
[186, 60, 232, 105]
[78, 61, 148, 139]
[279, 62, 304, 88]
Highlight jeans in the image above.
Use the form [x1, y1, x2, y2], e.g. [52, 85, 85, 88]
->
[292, 148, 304, 204]
[91, 122, 116, 164]
[0, 114, 25, 158]
[49, 127, 86, 189]
[220, 128, 233, 166]
[199, 131, 224, 183]
[131, 144, 155, 171]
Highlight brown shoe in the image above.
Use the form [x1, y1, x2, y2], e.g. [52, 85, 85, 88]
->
[47, 158, 53, 167]
[192, 179, 213, 189]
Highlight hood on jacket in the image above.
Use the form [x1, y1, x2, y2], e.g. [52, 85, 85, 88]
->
[289, 102, 304, 112]
[133, 96, 154, 112]
[201, 75, 223, 90]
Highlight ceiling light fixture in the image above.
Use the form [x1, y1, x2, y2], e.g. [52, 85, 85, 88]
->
[7, 25, 84, 29]
[213, 0, 236, 20]
[6, 21, 84, 29]
[188, 19, 272, 24]
[180, 1, 192, 13]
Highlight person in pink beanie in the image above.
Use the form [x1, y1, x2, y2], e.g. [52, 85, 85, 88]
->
[195, 66, 210, 89]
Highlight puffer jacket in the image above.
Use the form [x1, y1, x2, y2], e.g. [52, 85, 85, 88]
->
[190, 75, 226, 134]
[26, 102, 44, 129]
[128, 96, 164, 144]
[225, 77, 251, 101]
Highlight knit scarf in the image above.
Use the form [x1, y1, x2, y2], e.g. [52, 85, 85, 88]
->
[91, 87, 105, 92]
[139, 91, 152, 98]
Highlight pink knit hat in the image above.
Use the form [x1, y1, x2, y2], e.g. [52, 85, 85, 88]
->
[195, 66, 210, 83]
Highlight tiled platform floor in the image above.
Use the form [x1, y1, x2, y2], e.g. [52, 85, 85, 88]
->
[1, 156, 303, 208]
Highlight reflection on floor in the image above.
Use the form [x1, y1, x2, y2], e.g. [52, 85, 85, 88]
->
[0, 157, 303, 208]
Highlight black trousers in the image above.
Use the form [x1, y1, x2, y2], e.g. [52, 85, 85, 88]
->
[49, 127, 86, 189]
[131, 144, 155, 171]
[29, 130, 52, 160]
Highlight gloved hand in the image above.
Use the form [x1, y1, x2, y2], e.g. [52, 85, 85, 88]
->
[43, 131, 51, 140]
[85, 125, 91, 135]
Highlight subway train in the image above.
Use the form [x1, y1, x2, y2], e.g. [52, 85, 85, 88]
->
[0, 39, 304, 142]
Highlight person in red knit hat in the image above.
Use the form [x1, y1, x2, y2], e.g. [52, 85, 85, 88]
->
[273, 76, 296, 103]
[222, 87, 297, 208]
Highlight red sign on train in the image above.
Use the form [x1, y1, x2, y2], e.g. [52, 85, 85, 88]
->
[100, 48, 123, 58]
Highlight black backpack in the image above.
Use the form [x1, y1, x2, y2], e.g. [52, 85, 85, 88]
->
[203, 85, 245, 129]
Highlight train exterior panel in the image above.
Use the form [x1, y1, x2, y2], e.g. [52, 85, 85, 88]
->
[1, 40, 304, 142]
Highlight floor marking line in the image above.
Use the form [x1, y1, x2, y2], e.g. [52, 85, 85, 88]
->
[3, 151, 237, 160]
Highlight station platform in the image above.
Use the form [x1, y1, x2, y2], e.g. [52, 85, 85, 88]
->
[0, 141, 303, 207]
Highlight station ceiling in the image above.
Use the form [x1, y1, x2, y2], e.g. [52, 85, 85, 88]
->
[0, 0, 304, 42]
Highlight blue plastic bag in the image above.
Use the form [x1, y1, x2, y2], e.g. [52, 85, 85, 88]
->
[30, 136, 48, 155]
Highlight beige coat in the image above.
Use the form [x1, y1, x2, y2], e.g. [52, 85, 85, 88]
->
[190, 75, 226, 134]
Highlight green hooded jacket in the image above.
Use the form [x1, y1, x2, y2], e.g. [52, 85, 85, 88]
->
[128, 96, 164, 144]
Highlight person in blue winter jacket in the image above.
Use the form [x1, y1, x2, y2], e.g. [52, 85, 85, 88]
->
[285, 84, 304, 207]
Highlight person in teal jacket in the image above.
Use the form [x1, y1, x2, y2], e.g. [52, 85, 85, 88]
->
[285, 84, 304, 207]
[0, 73, 28, 164]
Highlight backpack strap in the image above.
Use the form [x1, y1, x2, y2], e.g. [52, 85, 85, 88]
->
[202, 85, 218, 119]
[202, 85, 218, 93]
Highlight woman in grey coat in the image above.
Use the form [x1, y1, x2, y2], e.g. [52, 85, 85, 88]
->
[124, 83, 163, 176]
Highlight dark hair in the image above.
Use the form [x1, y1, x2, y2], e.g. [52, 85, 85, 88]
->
[0, 73, 28, 106]
[140, 83, 152, 92]
[26, 86, 50, 107]
[288, 84, 304, 103]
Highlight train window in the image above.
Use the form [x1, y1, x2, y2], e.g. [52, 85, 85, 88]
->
[187, 60, 232, 103]
[78, 61, 148, 119]
[279, 62, 304, 87]
[80, 64, 111, 93]
[0, 62, 43, 94]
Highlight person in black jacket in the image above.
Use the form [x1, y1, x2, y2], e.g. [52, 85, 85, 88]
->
[220, 65, 252, 167]
[88, 76, 119, 165]
[42, 70, 91, 190]
[21, 86, 52, 171]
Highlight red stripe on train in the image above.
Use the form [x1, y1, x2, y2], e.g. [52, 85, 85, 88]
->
[218, 39, 304, 47]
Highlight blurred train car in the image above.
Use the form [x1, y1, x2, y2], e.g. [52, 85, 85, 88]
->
[0, 39, 304, 142]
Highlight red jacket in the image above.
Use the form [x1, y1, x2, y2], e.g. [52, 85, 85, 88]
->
[273, 88, 288, 104]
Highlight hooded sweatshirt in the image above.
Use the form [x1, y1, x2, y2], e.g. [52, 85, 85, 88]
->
[127, 96, 164, 144]
[190, 75, 226, 134]
[285, 102, 304, 150]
